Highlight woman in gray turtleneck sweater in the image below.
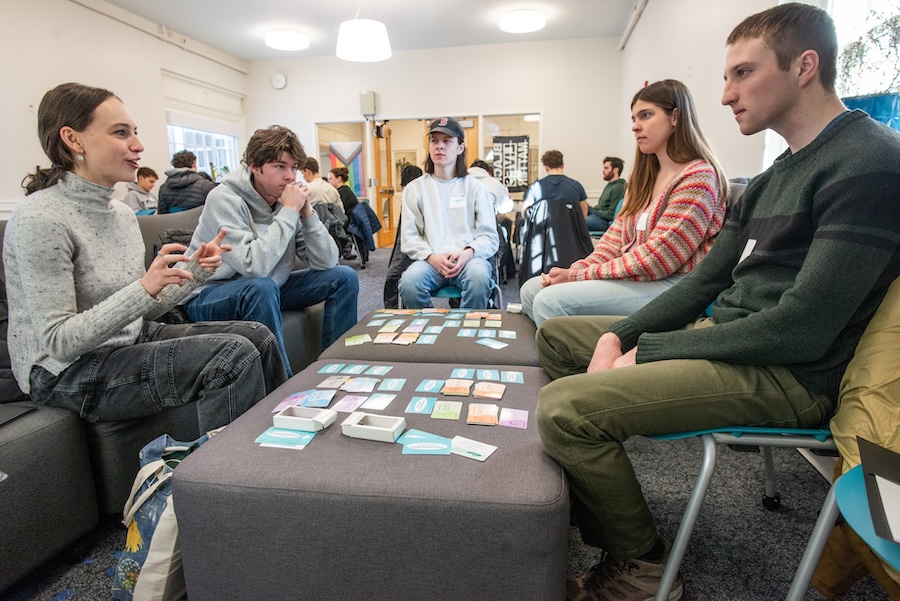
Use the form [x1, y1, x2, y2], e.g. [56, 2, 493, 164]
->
[4, 82, 286, 430]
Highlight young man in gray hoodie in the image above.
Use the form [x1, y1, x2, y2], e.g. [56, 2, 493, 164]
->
[122, 166, 158, 212]
[183, 126, 358, 374]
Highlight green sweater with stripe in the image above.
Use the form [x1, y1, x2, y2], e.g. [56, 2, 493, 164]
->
[609, 110, 900, 399]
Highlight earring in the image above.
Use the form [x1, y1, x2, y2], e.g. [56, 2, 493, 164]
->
[75, 154, 84, 164]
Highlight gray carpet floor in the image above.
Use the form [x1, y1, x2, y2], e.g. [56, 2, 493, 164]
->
[4, 246, 888, 600]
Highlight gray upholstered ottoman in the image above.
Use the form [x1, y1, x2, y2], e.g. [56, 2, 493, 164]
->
[319, 309, 540, 366]
[174, 360, 567, 601]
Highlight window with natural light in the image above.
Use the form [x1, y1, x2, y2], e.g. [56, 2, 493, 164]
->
[166, 125, 239, 182]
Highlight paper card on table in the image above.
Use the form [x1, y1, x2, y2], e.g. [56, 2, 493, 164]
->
[447, 312, 467, 320]
[255, 427, 316, 449]
[331, 395, 368, 413]
[318, 363, 345, 374]
[458, 329, 477, 338]
[466, 311, 491, 319]
[379, 378, 407, 392]
[387, 319, 406, 327]
[443, 320, 461, 328]
[416, 379, 445, 393]
[416, 334, 438, 345]
[341, 377, 379, 393]
[403, 325, 425, 333]
[272, 390, 315, 413]
[473, 382, 506, 400]
[365, 365, 393, 376]
[451, 436, 497, 461]
[451, 367, 475, 379]
[477, 329, 496, 338]
[485, 313, 502, 320]
[424, 326, 444, 334]
[498, 330, 517, 340]
[318, 375, 349, 388]
[340, 364, 369, 374]
[477, 338, 509, 350]
[378, 324, 401, 333]
[302, 390, 336, 407]
[499, 408, 529, 429]
[463, 319, 482, 328]
[500, 370, 525, 384]
[344, 334, 372, 346]
[393, 332, 419, 345]
[483, 320, 502, 328]
[411, 318, 430, 326]
[366, 319, 386, 327]
[359, 393, 397, 410]
[431, 401, 463, 420]
[476, 369, 500, 381]
[466, 403, 499, 426]
[374, 332, 398, 344]
[405, 396, 437, 414]
[397, 429, 452, 454]
[441, 379, 473, 396]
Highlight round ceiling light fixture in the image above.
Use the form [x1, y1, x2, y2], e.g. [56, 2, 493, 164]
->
[499, 9, 546, 34]
[336, 18, 392, 62]
[265, 29, 310, 51]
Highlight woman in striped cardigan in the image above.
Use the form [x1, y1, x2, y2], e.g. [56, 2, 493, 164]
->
[520, 79, 728, 326]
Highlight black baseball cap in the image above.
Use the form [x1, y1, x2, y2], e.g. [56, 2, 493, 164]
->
[428, 117, 464, 140]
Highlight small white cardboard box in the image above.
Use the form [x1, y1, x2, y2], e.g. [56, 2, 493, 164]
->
[273, 406, 337, 432]
[340, 412, 406, 443]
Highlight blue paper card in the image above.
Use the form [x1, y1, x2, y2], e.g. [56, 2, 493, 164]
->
[451, 368, 475, 379]
[416, 334, 438, 344]
[411, 318, 429, 326]
[365, 365, 393, 376]
[501, 370, 525, 384]
[340, 364, 369, 374]
[477, 329, 496, 338]
[366, 319, 386, 327]
[405, 396, 437, 414]
[416, 379, 445, 393]
[378, 378, 406, 391]
[443, 320, 461, 328]
[318, 363, 345, 374]
[302, 390, 336, 407]
[477, 369, 500, 381]
[255, 427, 316, 448]
[458, 329, 477, 337]
[424, 326, 444, 334]
[397, 429, 452, 454]
[498, 330, 517, 340]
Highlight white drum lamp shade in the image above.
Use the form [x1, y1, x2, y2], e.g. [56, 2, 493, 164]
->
[336, 18, 392, 62]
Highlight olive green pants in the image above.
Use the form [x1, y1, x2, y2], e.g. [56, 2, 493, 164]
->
[535, 316, 833, 560]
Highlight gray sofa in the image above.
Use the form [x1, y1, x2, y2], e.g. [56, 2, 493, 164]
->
[0, 208, 324, 593]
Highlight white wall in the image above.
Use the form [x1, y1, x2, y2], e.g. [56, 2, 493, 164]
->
[620, 0, 777, 180]
[0, 0, 248, 212]
[243, 38, 623, 199]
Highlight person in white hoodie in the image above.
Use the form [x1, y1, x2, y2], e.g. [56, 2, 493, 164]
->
[182, 125, 359, 374]
[121, 166, 158, 212]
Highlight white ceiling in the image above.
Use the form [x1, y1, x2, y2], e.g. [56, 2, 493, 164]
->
[100, 0, 636, 62]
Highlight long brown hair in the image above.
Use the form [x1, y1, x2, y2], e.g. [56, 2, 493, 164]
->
[22, 83, 118, 196]
[622, 79, 727, 218]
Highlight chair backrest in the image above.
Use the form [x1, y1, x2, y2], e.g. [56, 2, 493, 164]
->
[135, 206, 203, 268]
[517, 199, 593, 288]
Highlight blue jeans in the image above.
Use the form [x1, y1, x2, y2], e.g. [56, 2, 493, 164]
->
[29, 320, 287, 432]
[185, 267, 359, 374]
[584, 209, 608, 232]
[398, 258, 493, 309]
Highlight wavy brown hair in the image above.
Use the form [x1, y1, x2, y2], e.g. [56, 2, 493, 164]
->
[23, 83, 118, 196]
[622, 79, 727, 218]
[243, 125, 306, 169]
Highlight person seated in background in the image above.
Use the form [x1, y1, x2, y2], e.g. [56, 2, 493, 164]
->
[520, 79, 727, 327]
[122, 166, 158, 213]
[583, 156, 626, 231]
[157, 150, 216, 214]
[182, 126, 359, 375]
[540, 5, 900, 600]
[303, 158, 355, 259]
[521, 150, 588, 217]
[327, 166, 359, 216]
[383, 164, 424, 308]
[398, 117, 498, 309]
[469, 159, 516, 280]
[5, 82, 285, 433]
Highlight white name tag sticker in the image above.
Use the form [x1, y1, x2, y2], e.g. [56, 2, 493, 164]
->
[636, 213, 649, 231]
[739, 238, 757, 263]
[449, 196, 466, 209]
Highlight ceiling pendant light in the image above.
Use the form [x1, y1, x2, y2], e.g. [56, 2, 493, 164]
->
[265, 29, 310, 52]
[336, 17, 392, 62]
[499, 9, 546, 34]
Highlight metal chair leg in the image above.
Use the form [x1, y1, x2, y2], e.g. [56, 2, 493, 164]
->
[784, 484, 839, 601]
[654, 434, 719, 601]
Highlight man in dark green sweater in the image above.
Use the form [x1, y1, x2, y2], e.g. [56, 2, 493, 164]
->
[542, 5, 900, 601]
[584, 156, 626, 231]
